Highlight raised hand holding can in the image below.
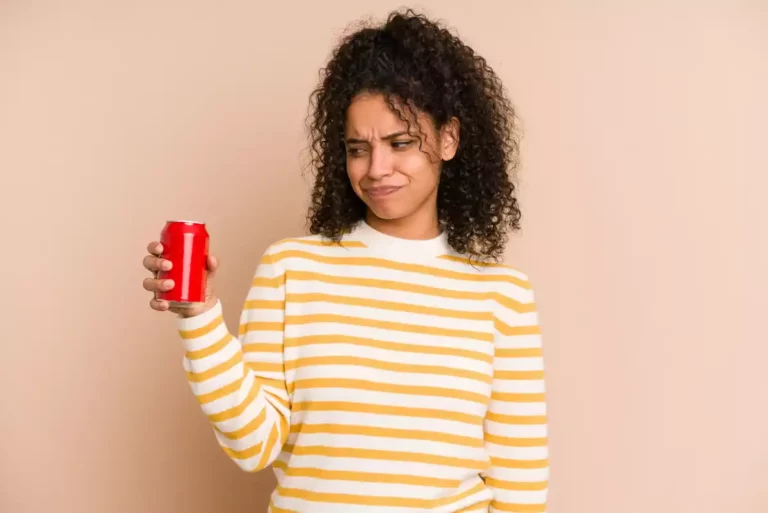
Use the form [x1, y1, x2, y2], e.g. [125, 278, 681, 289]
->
[142, 220, 218, 317]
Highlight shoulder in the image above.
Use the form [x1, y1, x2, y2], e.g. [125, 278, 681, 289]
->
[436, 253, 532, 285]
[267, 232, 367, 252]
[436, 252, 538, 311]
[259, 232, 368, 266]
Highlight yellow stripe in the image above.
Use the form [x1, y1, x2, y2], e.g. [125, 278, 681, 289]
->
[243, 343, 283, 354]
[458, 500, 492, 512]
[252, 276, 284, 288]
[286, 270, 489, 300]
[494, 370, 545, 381]
[251, 271, 535, 313]
[276, 480, 486, 507]
[484, 433, 548, 447]
[272, 459, 459, 487]
[268, 504, 298, 513]
[495, 320, 542, 337]
[286, 357, 492, 384]
[491, 457, 549, 469]
[268, 390, 291, 411]
[187, 352, 241, 383]
[208, 381, 260, 423]
[289, 422, 484, 448]
[206, 378, 282, 410]
[282, 444, 487, 470]
[496, 348, 543, 358]
[292, 377, 489, 404]
[492, 502, 547, 512]
[185, 332, 232, 360]
[200, 376, 283, 407]
[484, 477, 548, 491]
[257, 377, 288, 392]
[286, 314, 493, 342]
[196, 378, 242, 405]
[285, 292, 493, 321]
[217, 408, 267, 440]
[292, 401, 483, 425]
[491, 392, 547, 403]
[270, 250, 532, 288]
[494, 293, 538, 313]
[276, 238, 367, 248]
[222, 441, 263, 460]
[179, 315, 223, 340]
[245, 361, 284, 374]
[256, 423, 281, 469]
[244, 299, 285, 310]
[239, 321, 284, 336]
[485, 413, 547, 425]
[285, 334, 493, 364]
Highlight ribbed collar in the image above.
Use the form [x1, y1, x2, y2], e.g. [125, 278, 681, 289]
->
[350, 220, 451, 260]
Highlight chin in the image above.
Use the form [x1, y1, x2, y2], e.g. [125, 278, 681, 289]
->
[367, 204, 411, 221]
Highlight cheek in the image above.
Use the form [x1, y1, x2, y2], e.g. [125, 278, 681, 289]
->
[346, 160, 365, 187]
[399, 153, 440, 189]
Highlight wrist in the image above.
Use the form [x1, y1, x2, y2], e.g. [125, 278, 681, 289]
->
[176, 296, 218, 318]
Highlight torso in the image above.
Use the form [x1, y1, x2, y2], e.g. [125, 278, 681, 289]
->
[261, 233, 532, 513]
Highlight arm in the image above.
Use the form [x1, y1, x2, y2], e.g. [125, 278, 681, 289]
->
[177, 246, 290, 472]
[484, 282, 549, 512]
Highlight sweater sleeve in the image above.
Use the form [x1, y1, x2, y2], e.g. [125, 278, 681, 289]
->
[176, 245, 290, 472]
[484, 280, 549, 512]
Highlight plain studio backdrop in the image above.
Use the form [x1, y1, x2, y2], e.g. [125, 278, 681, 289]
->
[1, 1, 766, 512]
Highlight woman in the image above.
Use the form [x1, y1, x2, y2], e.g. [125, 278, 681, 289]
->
[142, 9, 548, 513]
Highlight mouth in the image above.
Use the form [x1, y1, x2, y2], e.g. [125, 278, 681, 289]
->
[365, 186, 403, 198]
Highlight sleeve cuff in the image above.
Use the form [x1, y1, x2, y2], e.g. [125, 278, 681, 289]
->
[176, 299, 223, 332]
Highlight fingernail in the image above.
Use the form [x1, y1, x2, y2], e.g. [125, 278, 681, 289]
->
[162, 261, 172, 270]
[165, 280, 175, 290]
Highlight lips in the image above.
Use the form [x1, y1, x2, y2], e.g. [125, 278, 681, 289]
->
[365, 186, 402, 197]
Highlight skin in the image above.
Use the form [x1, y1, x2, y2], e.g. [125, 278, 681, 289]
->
[344, 93, 459, 240]
[143, 92, 459, 316]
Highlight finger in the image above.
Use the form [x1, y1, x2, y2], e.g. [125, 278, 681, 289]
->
[143, 255, 172, 272]
[207, 255, 219, 272]
[143, 278, 175, 292]
[147, 242, 164, 256]
[150, 298, 170, 311]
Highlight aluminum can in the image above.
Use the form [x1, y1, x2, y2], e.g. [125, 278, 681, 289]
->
[156, 220, 209, 307]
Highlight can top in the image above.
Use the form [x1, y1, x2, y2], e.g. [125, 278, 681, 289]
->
[167, 219, 206, 225]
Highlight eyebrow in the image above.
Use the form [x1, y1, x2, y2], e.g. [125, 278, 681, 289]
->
[345, 131, 411, 144]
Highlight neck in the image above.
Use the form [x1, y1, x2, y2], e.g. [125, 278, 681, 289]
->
[365, 209, 440, 241]
[353, 209, 450, 261]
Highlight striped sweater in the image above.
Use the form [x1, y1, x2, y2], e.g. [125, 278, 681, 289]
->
[178, 221, 549, 513]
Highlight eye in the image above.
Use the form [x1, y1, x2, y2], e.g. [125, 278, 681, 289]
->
[392, 140, 414, 150]
[346, 147, 367, 157]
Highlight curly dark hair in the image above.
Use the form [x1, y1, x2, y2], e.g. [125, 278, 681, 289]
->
[306, 9, 521, 261]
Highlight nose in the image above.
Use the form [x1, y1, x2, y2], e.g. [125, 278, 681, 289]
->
[366, 145, 393, 180]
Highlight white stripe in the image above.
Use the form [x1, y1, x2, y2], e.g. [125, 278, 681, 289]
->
[287, 365, 492, 395]
[286, 301, 493, 332]
[286, 342, 492, 373]
[284, 321, 490, 344]
[290, 411, 484, 439]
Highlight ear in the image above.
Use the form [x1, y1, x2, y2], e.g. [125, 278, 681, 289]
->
[439, 117, 460, 161]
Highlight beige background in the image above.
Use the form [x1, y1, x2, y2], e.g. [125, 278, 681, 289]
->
[2, 1, 766, 512]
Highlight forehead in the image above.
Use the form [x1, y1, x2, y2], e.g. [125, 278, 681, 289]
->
[345, 93, 432, 137]
[345, 93, 404, 135]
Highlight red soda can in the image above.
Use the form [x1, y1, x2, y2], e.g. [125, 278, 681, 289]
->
[156, 220, 209, 307]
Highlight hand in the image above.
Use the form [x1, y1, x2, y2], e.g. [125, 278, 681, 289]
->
[142, 241, 219, 317]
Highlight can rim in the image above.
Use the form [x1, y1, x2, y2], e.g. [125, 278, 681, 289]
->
[167, 219, 206, 225]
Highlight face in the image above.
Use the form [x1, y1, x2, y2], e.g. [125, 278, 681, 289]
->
[344, 93, 459, 225]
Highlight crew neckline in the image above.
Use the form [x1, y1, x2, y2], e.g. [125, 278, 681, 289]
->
[351, 220, 451, 260]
